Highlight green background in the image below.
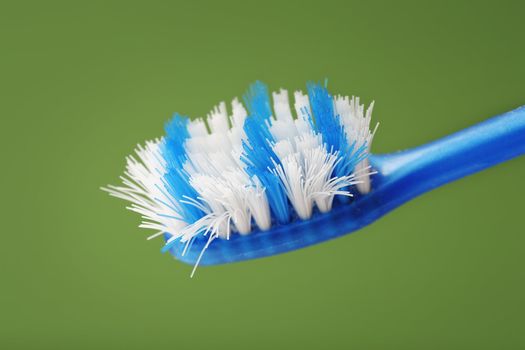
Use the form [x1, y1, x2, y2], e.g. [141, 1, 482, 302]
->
[2, 1, 524, 349]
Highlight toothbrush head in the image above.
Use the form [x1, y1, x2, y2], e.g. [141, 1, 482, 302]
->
[103, 81, 378, 275]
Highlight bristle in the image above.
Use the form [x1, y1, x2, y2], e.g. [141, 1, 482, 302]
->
[104, 81, 377, 275]
[101, 140, 187, 239]
[272, 89, 294, 123]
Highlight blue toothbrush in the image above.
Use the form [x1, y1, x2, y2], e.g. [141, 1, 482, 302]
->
[103, 81, 525, 275]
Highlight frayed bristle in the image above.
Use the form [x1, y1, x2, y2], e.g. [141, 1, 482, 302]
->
[102, 81, 377, 276]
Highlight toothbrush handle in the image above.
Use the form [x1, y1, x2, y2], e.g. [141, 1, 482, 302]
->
[370, 105, 525, 207]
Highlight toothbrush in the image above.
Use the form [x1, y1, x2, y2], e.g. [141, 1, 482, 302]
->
[103, 81, 525, 276]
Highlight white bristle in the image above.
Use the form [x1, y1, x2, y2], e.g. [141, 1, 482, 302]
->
[293, 91, 312, 120]
[101, 140, 187, 240]
[293, 90, 314, 135]
[230, 97, 247, 128]
[334, 95, 378, 194]
[272, 89, 294, 123]
[207, 102, 229, 134]
[246, 176, 271, 230]
[188, 118, 208, 138]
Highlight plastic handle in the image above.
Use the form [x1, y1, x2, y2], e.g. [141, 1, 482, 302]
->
[369, 105, 525, 212]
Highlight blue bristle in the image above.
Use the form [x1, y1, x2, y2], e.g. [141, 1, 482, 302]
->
[241, 117, 280, 169]
[307, 82, 343, 150]
[307, 82, 367, 178]
[249, 166, 290, 225]
[241, 82, 291, 224]
[161, 114, 205, 225]
[162, 114, 189, 167]
[243, 81, 273, 121]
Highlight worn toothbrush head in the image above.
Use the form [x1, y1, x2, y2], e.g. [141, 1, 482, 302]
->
[103, 81, 378, 276]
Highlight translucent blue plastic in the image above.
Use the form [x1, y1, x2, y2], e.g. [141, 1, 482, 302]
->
[168, 106, 525, 266]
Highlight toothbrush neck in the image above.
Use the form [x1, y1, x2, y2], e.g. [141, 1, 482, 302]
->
[370, 105, 525, 206]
